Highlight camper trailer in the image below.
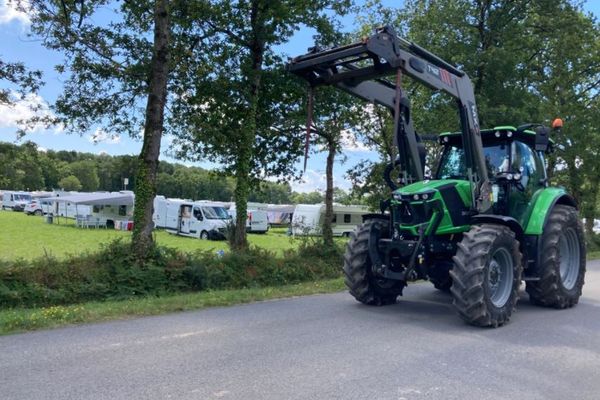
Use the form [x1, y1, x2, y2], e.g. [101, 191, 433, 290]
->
[42, 192, 134, 227]
[228, 203, 269, 234]
[291, 204, 370, 237]
[153, 196, 230, 240]
[2, 191, 32, 211]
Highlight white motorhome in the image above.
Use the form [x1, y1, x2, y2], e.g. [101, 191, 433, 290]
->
[291, 204, 370, 237]
[228, 204, 269, 234]
[153, 196, 230, 240]
[2, 191, 33, 211]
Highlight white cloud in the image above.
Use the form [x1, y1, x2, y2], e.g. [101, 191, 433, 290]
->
[89, 127, 121, 145]
[0, 92, 57, 133]
[36, 146, 46, 152]
[340, 128, 371, 152]
[0, 0, 30, 25]
[290, 169, 350, 193]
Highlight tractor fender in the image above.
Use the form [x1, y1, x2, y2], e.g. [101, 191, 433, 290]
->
[524, 188, 577, 235]
[470, 214, 524, 241]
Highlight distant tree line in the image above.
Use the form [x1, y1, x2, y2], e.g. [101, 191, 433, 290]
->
[0, 141, 359, 205]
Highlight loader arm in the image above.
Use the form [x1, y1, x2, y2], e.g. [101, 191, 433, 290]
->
[287, 26, 492, 213]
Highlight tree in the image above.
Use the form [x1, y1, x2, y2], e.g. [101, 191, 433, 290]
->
[171, 0, 351, 250]
[309, 86, 359, 246]
[69, 160, 100, 192]
[59, 175, 82, 191]
[20, 0, 181, 258]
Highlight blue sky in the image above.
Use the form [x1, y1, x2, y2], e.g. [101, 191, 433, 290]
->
[0, 1, 598, 192]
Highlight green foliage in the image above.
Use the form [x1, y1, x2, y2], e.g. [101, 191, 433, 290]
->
[0, 239, 343, 309]
[68, 160, 100, 191]
[57, 175, 82, 191]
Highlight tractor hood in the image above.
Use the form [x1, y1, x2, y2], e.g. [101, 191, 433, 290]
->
[393, 179, 472, 207]
[391, 179, 473, 235]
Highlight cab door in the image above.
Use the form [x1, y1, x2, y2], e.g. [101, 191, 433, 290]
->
[508, 140, 545, 227]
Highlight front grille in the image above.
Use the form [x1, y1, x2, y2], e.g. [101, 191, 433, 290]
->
[393, 201, 431, 225]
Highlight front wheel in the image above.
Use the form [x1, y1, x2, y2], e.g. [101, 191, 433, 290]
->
[34, 209, 43, 216]
[526, 205, 585, 308]
[343, 219, 405, 306]
[200, 230, 209, 240]
[450, 224, 523, 327]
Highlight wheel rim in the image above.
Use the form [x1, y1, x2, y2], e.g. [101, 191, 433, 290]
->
[559, 227, 580, 290]
[487, 247, 514, 308]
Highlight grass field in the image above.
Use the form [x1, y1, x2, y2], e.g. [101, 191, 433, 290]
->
[0, 211, 309, 261]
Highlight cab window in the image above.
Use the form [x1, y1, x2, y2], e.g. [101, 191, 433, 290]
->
[511, 141, 541, 189]
[193, 207, 203, 221]
[437, 142, 509, 179]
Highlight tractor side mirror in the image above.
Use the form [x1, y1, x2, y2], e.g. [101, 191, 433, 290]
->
[535, 126, 550, 151]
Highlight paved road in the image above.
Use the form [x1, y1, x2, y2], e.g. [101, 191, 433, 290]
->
[2, 262, 600, 400]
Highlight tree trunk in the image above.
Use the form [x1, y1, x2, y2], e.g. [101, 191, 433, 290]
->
[231, 0, 263, 251]
[322, 138, 335, 247]
[131, 0, 170, 260]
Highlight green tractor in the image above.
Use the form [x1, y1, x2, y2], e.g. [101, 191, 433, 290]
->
[287, 27, 586, 327]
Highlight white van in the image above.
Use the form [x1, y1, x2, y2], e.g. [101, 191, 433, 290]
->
[153, 196, 230, 240]
[291, 203, 370, 237]
[2, 191, 33, 211]
[229, 207, 269, 234]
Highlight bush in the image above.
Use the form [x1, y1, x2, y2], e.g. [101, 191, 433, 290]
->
[0, 239, 343, 309]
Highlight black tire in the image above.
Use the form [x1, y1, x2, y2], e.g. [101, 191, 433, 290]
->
[200, 230, 209, 240]
[343, 219, 405, 306]
[429, 261, 453, 293]
[431, 276, 452, 293]
[34, 209, 43, 216]
[526, 205, 585, 308]
[450, 224, 523, 327]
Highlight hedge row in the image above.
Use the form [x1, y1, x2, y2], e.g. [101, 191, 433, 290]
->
[0, 239, 343, 309]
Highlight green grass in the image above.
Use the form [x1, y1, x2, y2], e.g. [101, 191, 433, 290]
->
[588, 251, 600, 260]
[0, 211, 306, 260]
[0, 278, 345, 335]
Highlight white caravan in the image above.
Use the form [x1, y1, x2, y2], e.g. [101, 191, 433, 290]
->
[42, 192, 133, 227]
[2, 191, 33, 211]
[153, 196, 230, 240]
[291, 204, 370, 237]
[228, 205, 269, 234]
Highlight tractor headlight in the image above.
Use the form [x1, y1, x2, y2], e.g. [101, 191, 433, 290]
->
[413, 194, 420, 201]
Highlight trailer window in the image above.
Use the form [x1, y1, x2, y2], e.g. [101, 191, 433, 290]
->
[14, 194, 31, 201]
[344, 214, 351, 223]
[332, 214, 337, 223]
[119, 205, 127, 216]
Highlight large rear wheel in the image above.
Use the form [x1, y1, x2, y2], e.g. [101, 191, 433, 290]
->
[343, 219, 405, 306]
[450, 224, 523, 327]
[526, 205, 585, 308]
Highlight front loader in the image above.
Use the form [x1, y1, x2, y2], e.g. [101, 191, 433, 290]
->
[287, 27, 586, 327]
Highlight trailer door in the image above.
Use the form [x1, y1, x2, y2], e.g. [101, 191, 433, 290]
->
[180, 205, 192, 234]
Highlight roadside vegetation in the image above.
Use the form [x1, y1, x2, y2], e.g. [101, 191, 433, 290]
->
[0, 278, 345, 335]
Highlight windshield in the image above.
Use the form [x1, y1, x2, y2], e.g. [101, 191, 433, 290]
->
[437, 142, 510, 179]
[14, 194, 32, 201]
[201, 206, 230, 219]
